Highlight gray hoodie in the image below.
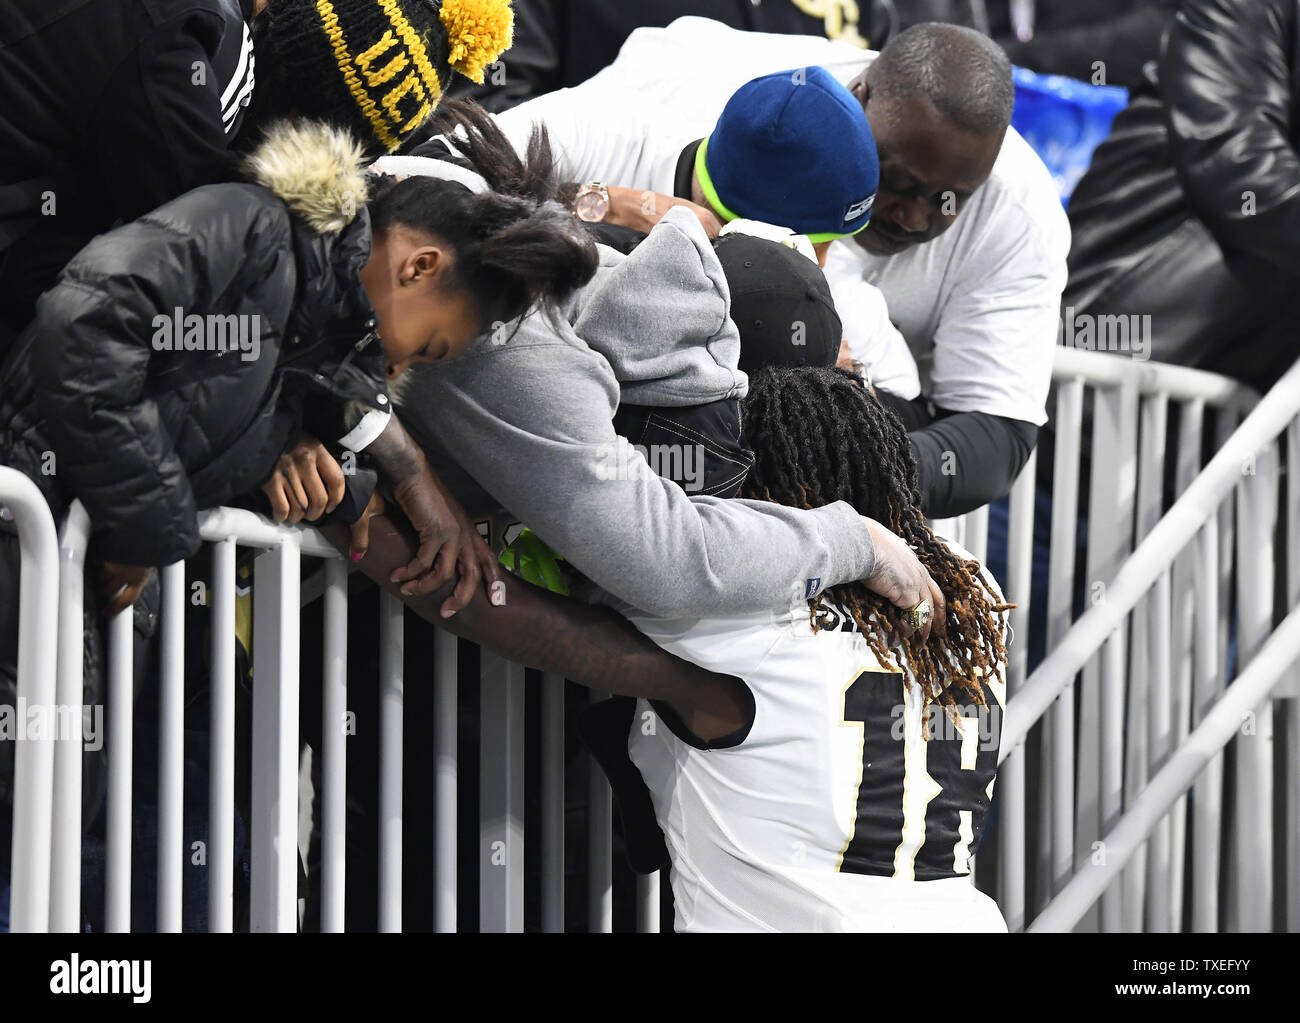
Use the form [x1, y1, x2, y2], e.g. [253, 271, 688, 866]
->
[571, 207, 746, 407]
[394, 208, 876, 618]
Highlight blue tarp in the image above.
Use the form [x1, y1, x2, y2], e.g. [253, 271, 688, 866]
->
[1011, 66, 1129, 206]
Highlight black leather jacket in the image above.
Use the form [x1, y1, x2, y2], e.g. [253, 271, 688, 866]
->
[1065, 0, 1300, 388]
[1076, 0, 1300, 284]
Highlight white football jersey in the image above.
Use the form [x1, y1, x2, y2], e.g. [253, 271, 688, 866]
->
[618, 541, 1010, 933]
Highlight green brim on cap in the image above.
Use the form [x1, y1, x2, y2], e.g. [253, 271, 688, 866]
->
[695, 136, 872, 245]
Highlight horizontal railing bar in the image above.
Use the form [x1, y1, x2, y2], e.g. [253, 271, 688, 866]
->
[1001, 355, 1300, 762]
[1050, 347, 1259, 410]
[198, 507, 342, 560]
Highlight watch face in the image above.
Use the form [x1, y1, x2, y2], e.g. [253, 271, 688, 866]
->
[575, 189, 609, 223]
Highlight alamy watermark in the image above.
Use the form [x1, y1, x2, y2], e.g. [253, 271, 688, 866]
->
[152, 308, 261, 362]
[1, 698, 103, 751]
[1060, 306, 1151, 361]
[891, 700, 1001, 751]
[594, 436, 706, 493]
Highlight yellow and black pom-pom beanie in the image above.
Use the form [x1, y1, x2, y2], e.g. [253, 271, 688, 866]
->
[265, 0, 513, 154]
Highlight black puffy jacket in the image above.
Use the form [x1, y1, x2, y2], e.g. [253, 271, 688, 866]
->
[0, 121, 389, 567]
[1064, 0, 1300, 389]
[0, 0, 257, 336]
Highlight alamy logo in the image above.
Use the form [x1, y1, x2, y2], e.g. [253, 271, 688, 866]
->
[50, 954, 151, 1003]
[593, 437, 706, 493]
[845, 194, 875, 223]
[1059, 306, 1151, 361]
[1, 698, 102, 751]
[151, 308, 262, 362]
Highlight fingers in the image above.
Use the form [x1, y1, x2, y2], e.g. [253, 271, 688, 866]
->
[927, 573, 947, 637]
[896, 562, 944, 644]
[388, 526, 454, 584]
[280, 459, 310, 524]
[99, 566, 152, 618]
[861, 517, 945, 642]
[103, 584, 129, 618]
[263, 475, 291, 523]
[103, 580, 144, 618]
[349, 510, 372, 564]
[475, 533, 506, 604]
[298, 461, 330, 521]
[318, 450, 346, 515]
[440, 542, 483, 619]
[697, 208, 723, 238]
[388, 540, 438, 584]
[398, 539, 459, 598]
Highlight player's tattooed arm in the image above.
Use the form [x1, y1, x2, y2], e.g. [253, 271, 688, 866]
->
[325, 513, 748, 741]
[362, 414, 504, 614]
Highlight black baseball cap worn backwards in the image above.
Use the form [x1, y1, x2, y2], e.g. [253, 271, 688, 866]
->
[714, 233, 843, 377]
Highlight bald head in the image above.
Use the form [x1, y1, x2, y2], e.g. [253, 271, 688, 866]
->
[866, 23, 1014, 136]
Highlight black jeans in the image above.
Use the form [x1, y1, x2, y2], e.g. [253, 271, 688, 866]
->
[611, 397, 754, 500]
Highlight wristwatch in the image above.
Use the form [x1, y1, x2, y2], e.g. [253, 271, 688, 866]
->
[574, 182, 611, 223]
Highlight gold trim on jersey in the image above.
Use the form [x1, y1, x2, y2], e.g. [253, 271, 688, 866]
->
[834, 663, 903, 872]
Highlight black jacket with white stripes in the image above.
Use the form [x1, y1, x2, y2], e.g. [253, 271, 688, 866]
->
[0, 0, 258, 342]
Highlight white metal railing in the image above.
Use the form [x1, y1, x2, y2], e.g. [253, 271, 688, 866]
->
[925, 348, 1268, 930]
[5, 348, 1294, 933]
[990, 354, 1300, 933]
[931, 346, 1280, 934]
[12, 498, 651, 933]
[0, 467, 59, 933]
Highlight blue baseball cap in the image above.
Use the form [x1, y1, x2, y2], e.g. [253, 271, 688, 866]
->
[695, 66, 879, 243]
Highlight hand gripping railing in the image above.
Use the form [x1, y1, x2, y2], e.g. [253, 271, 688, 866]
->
[999, 354, 1300, 932]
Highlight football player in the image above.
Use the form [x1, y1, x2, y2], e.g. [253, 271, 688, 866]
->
[344, 364, 1010, 932]
[608, 365, 1012, 931]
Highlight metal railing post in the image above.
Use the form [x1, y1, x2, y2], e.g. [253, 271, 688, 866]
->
[320, 558, 348, 933]
[208, 537, 237, 932]
[433, 631, 458, 933]
[2, 468, 59, 933]
[588, 690, 613, 933]
[156, 560, 185, 933]
[540, 671, 565, 932]
[51, 501, 90, 933]
[250, 537, 302, 932]
[997, 451, 1036, 932]
[479, 649, 524, 932]
[1230, 447, 1278, 932]
[105, 607, 134, 932]
[379, 588, 404, 933]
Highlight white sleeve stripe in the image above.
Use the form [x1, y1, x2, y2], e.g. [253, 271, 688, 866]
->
[338, 408, 392, 452]
[220, 24, 254, 111]
[222, 60, 256, 124]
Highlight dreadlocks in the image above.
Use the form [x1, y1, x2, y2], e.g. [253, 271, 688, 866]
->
[739, 366, 1011, 713]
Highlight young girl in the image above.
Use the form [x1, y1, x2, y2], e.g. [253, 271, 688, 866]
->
[0, 108, 596, 615]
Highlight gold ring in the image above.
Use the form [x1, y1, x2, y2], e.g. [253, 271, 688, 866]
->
[904, 598, 932, 631]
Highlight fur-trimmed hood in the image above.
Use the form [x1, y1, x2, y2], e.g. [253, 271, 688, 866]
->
[242, 120, 370, 235]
